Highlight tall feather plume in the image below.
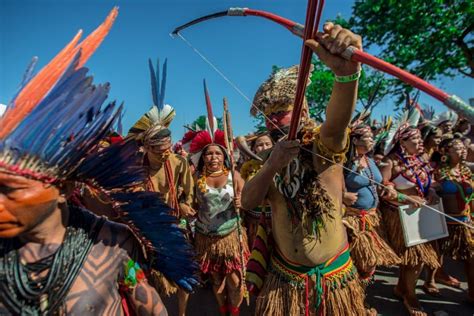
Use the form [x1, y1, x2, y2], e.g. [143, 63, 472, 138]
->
[127, 58, 175, 138]
[203, 79, 215, 137]
[7, 57, 39, 105]
[407, 105, 422, 127]
[159, 58, 167, 111]
[117, 111, 123, 136]
[149, 58, 159, 107]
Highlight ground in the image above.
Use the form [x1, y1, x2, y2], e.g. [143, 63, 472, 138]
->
[163, 258, 472, 315]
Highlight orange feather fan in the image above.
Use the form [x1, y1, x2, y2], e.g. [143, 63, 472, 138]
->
[0, 7, 118, 139]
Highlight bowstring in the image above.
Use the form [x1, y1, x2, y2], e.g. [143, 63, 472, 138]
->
[173, 32, 474, 230]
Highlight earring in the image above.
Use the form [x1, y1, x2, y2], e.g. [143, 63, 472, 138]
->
[400, 145, 406, 155]
[441, 155, 449, 163]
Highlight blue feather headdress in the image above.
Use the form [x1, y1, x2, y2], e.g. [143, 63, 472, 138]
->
[0, 8, 199, 292]
[128, 58, 176, 143]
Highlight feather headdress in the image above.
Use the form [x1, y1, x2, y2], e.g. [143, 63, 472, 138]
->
[188, 80, 229, 167]
[0, 9, 198, 292]
[350, 108, 372, 136]
[128, 58, 176, 142]
[383, 106, 421, 155]
[432, 110, 458, 128]
[374, 115, 392, 146]
[0, 8, 119, 182]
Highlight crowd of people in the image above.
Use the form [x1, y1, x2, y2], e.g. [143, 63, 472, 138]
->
[0, 7, 473, 316]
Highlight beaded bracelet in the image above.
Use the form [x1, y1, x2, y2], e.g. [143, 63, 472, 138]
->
[334, 69, 362, 83]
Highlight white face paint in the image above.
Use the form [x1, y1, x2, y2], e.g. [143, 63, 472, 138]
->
[0, 104, 6, 117]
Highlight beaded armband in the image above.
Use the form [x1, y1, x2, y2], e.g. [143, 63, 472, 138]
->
[302, 125, 350, 164]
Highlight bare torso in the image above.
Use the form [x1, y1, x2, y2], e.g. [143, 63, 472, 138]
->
[270, 153, 347, 266]
[0, 211, 166, 315]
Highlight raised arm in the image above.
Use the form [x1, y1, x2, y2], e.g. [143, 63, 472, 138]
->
[306, 22, 362, 152]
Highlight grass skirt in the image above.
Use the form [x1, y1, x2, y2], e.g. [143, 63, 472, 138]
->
[195, 228, 250, 275]
[255, 247, 366, 316]
[149, 270, 178, 297]
[344, 208, 401, 276]
[380, 201, 440, 269]
[440, 221, 474, 260]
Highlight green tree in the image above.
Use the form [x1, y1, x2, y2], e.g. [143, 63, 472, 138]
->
[349, 0, 473, 90]
[306, 58, 390, 121]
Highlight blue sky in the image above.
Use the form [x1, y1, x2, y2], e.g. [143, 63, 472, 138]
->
[1, 0, 472, 141]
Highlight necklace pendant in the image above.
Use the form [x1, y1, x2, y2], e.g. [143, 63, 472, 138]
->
[40, 294, 48, 312]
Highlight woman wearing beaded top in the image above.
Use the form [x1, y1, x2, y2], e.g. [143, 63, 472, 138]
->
[380, 109, 440, 316]
[431, 136, 473, 302]
[190, 130, 249, 316]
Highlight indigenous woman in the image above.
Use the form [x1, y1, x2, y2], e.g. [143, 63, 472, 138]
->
[380, 109, 440, 316]
[343, 122, 400, 282]
[240, 132, 273, 248]
[421, 124, 461, 291]
[421, 124, 442, 165]
[190, 129, 249, 316]
[434, 136, 473, 302]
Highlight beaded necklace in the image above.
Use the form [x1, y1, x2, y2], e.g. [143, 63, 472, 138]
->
[0, 206, 104, 315]
[439, 164, 474, 210]
[396, 150, 432, 197]
[197, 166, 229, 193]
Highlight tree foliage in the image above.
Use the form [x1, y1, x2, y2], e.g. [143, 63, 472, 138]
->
[350, 0, 474, 81]
[306, 58, 390, 121]
[252, 0, 474, 130]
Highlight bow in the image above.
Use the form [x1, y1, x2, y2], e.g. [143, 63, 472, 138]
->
[172, 7, 473, 123]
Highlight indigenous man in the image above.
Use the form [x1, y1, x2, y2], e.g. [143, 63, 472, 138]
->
[241, 23, 369, 315]
[127, 59, 195, 316]
[0, 10, 197, 315]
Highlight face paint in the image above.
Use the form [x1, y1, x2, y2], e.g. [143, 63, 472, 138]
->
[265, 111, 293, 130]
[0, 171, 60, 238]
[203, 145, 225, 172]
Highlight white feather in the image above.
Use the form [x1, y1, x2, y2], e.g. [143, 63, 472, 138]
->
[0, 104, 6, 117]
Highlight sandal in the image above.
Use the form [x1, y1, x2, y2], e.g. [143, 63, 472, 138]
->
[421, 284, 442, 297]
[435, 276, 461, 289]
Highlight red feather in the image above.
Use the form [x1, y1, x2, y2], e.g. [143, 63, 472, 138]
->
[189, 129, 227, 154]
